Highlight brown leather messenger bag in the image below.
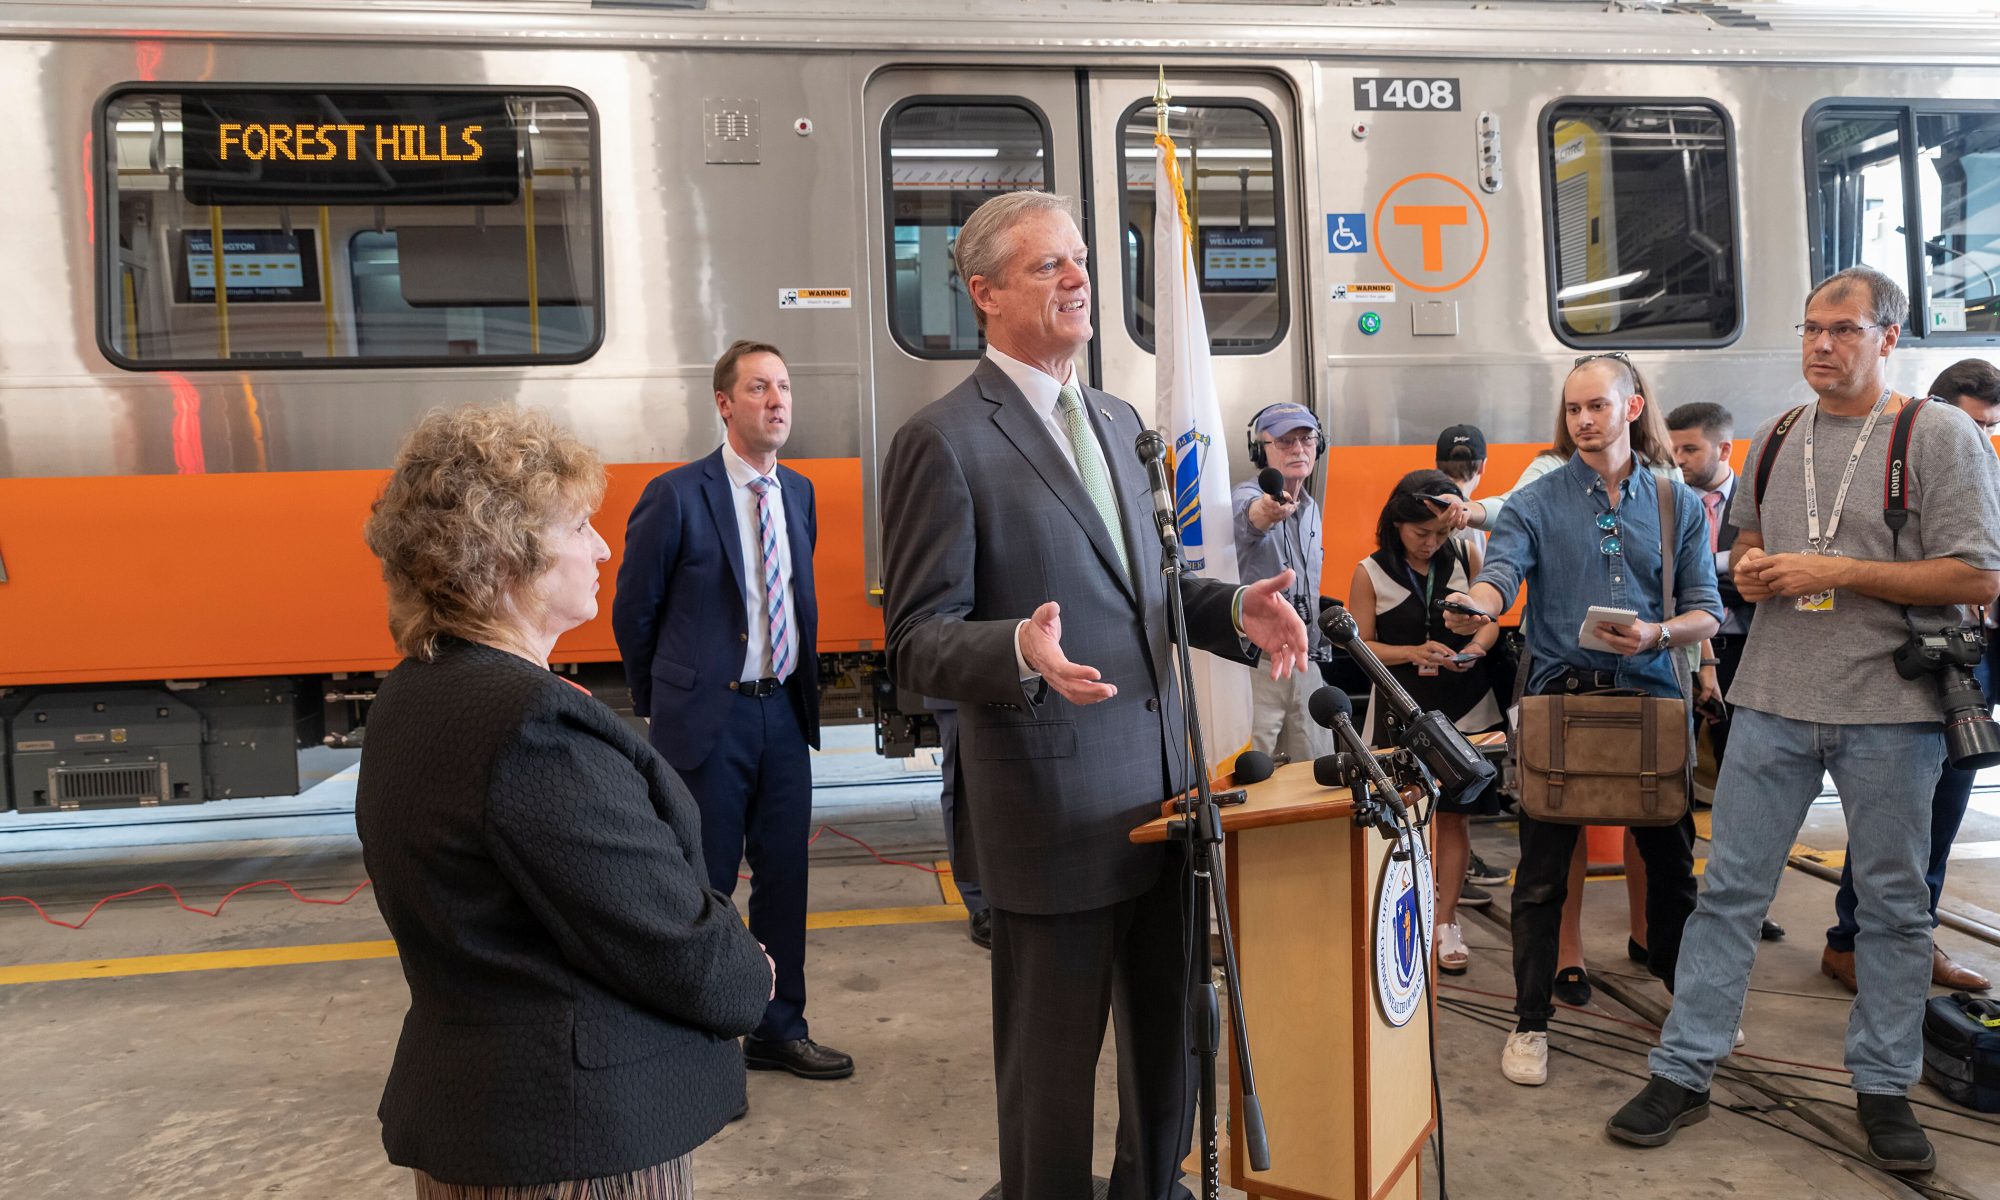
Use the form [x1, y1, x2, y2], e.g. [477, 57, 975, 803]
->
[1511, 480, 1694, 827]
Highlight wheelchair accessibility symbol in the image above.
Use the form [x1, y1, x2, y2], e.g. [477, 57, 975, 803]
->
[1326, 213, 1368, 254]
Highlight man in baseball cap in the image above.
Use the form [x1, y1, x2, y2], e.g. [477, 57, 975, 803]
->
[1233, 403, 1333, 762]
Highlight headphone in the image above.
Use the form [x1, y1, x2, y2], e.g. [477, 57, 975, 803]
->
[1245, 403, 1327, 468]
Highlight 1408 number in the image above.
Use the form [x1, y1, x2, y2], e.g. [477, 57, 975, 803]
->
[1353, 78, 1461, 112]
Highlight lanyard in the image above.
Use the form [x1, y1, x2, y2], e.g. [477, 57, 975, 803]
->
[1802, 390, 1890, 553]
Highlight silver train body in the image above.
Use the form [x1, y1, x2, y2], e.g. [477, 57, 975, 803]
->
[2, 0, 1998, 812]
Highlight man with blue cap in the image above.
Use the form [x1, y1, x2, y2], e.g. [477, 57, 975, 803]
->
[1234, 403, 1335, 761]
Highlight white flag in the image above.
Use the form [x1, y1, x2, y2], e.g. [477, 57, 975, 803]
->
[1154, 129, 1256, 767]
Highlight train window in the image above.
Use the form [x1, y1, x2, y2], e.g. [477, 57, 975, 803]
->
[1810, 105, 2000, 337]
[884, 99, 1053, 358]
[1542, 101, 1740, 346]
[99, 88, 600, 368]
[1118, 100, 1287, 353]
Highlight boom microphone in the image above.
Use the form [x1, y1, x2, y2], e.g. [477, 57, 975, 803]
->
[1317, 606, 1497, 804]
[1258, 467, 1285, 500]
[1307, 687, 1408, 828]
[1134, 429, 1180, 550]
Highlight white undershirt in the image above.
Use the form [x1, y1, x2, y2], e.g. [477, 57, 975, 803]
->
[721, 441, 799, 682]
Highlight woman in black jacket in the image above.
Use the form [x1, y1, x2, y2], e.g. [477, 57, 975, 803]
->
[357, 405, 772, 1199]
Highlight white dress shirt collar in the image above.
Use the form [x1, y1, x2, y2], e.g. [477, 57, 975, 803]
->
[986, 346, 1076, 422]
[720, 440, 779, 492]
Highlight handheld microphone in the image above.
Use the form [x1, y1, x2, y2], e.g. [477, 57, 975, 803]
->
[1307, 686, 1408, 829]
[1257, 467, 1285, 500]
[1318, 606, 1497, 804]
[1134, 429, 1181, 551]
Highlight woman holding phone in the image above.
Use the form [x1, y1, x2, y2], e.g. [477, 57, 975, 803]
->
[1349, 470, 1503, 973]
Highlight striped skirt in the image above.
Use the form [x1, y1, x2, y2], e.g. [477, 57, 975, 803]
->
[413, 1156, 693, 1200]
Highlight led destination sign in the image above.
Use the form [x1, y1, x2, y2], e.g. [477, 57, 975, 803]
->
[181, 91, 521, 207]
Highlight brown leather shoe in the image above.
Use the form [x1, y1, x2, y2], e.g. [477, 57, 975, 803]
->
[1820, 946, 1857, 993]
[1934, 943, 1991, 990]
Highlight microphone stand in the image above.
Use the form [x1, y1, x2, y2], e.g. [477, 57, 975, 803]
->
[1153, 524, 1272, 1195]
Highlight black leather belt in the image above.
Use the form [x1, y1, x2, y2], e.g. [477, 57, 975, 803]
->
[733, 677, 783, 698]
[1553, 667, 1622, 694]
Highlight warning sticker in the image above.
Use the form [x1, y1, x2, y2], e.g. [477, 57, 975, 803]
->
[779, 287, 852, 309]
[1332, 282, 1397, 303]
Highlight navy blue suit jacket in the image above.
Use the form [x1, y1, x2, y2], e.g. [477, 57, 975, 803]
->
[613, 447, 820, 772]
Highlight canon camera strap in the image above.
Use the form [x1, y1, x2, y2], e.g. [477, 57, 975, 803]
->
[1752, 394, 1931, 539]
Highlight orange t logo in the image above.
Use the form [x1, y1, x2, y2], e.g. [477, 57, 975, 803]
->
[1392, 205, 1468, 273]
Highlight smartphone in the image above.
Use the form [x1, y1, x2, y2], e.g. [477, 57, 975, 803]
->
[1450, 651, 1481, 665]
[1440, 599, 1490, 619]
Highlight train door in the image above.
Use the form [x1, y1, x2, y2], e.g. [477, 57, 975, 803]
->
[860, 67, 1308, 594]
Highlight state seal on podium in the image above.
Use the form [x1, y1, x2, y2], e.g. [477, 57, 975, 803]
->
[1372, 832, 1435, 1028]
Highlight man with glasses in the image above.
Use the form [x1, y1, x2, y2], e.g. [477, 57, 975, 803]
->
[1234, 403, 1336, 761]
[1819, 357, 2000, 998]
[1443, 353, 1720, 1088]
[1607, 273, 2000, 1175]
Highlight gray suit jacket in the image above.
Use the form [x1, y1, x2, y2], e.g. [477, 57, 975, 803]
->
[881, 358, 1249, 915]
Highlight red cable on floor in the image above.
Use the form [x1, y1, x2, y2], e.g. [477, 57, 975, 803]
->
[0, 879, 374, 931]
[6, 826, 940, 930]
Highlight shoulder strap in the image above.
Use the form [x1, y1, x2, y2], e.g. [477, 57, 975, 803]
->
[1753, 404, 1810, 512]
[1883, 395, 1929, 536]
[1658, 480, 1694, 707]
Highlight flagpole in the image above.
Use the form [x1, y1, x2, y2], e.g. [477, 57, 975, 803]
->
[1154, 64, 1273, 1197]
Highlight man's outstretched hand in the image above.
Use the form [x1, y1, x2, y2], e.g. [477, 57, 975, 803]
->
[1241, 571, 1313, 680]
[1018, 601, 1118, 705]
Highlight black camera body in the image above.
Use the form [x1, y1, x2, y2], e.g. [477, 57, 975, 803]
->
[1290, 595, 1333, 663]
[1894, 625, 2000, 770]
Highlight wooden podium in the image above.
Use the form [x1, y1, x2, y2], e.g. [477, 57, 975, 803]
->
[1132, 761, 1435, 1200]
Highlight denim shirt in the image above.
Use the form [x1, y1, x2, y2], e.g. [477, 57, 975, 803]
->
[1476, 454, 1722, 699]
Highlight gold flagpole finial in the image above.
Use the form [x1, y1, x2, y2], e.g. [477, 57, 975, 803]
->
[1155, 67, 1171, 137]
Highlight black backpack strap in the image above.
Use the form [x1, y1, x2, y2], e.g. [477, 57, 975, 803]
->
[1883, 394, 1930, 537]
[1753, 404, 1810, 512]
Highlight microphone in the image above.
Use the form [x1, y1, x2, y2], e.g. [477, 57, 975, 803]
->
[1134, 429, 1181, 551]
[1258, 467, 1285, 500]
[1307, 686, 1409, 829]
[1315, 607, 1497, 804]
[1232, 749, 1288, 785]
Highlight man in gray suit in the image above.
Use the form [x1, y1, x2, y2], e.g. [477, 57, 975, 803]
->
[880, 191, 1312, 1200]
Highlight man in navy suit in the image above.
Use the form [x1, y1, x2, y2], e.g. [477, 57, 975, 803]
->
[613, 339, 853, 1081]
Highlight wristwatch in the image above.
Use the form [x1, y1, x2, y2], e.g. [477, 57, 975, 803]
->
[1655, 624, 1674, 651]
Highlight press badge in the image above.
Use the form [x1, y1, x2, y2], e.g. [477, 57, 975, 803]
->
[1797, 590, 1836, 613]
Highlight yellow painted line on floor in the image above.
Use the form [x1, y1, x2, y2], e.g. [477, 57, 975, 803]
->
[935, 859, 964, 906]
[0, 939, 399, 986]
[1508, 859, 1709, 886]
[3, 905, 972, 987]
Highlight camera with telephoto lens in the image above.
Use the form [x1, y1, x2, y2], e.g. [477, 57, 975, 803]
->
[1892, 625, 2000, 769]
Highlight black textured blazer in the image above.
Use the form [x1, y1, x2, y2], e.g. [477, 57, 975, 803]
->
[355, 639, 770, 1186]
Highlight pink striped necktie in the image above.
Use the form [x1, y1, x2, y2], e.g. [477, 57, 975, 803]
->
[749, 476, 792, 681]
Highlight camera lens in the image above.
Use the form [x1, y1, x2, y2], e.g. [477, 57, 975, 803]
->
[1940, 668, 2000, 770]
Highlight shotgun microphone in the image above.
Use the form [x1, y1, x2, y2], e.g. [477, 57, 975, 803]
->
[1308, 686, 1408, 831]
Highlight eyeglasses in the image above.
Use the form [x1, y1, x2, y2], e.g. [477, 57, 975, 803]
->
[1795, 322, 1882, 343]
[1265, 430, 1318, 450]
[1596, 510, 1622, 556]
[1573, 351, 1632, 368]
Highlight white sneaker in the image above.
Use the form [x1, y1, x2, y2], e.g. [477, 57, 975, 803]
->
[1502, 1030, 1549, 1086]
[1436, 923, 1470, 975]
[1735, 1027, 1746, 1048]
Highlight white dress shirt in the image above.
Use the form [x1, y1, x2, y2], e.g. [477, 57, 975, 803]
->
[721, 441, 799, 682]
[987, 348, 1105, 680]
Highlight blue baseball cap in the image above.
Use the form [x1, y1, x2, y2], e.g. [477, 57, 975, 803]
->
[1255, 404, 1319, 439]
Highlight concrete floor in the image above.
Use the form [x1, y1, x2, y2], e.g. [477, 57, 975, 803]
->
[5, 731, 2000, 1199]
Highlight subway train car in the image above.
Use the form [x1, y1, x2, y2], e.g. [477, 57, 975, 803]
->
[3, 0, 1998, 816]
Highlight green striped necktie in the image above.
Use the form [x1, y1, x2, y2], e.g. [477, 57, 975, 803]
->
[1057, 383, 1131, 579]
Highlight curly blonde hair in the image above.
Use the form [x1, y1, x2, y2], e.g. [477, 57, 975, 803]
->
[364, 405, 606, 661]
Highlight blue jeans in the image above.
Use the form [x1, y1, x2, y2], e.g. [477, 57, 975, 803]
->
[1651, 707, 1942, 1095]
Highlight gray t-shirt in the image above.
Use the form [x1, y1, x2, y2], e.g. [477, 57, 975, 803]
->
[1729, 398, 2000, 724]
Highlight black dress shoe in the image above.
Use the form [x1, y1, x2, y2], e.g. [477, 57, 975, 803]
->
[1856, 1093, 1936, 1173]
[1628, 937, 1649, 965]
[1606, 1075, 1710, 1147]
[729, 1101, 748, 1123]
[744, 1036, 855, 1080]
[1761, 918, 1786, 941]
[968, 908, 993, 950]
[1554, 966, 1592, 1007]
